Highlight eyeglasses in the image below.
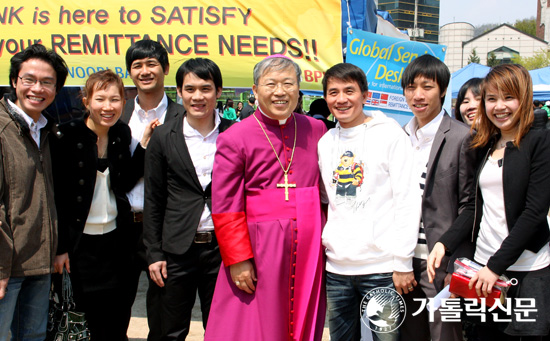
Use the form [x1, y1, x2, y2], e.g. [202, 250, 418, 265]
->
[18, 76, 56, 90]
[259, 82, 297, 93]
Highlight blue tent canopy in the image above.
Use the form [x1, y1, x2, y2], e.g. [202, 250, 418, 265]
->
[451, 63, 490, 99]
[530, 67, 550, 101]
[451, 64, 550, 101]
[529, 66, 550, 84]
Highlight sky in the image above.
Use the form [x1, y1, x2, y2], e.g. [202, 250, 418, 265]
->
[439, 0, 538, 27]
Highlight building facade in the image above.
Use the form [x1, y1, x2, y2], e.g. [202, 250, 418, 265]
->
[537, 0, 550, 40]
[440, 23, 548, 73]
[439, 22, 475, 73]
[378, 0, 440, 44]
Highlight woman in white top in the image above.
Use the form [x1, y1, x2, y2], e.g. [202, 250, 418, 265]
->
[428, 64, 550, 340]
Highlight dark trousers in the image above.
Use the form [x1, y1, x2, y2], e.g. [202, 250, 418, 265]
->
[159, 237, 221, 340]
[125, 220, 163, 341]
[73, 286, 130, 341]
[126, 261, 162, 341]
[400, 258, 463, 341]
[477, 326, 547, 341]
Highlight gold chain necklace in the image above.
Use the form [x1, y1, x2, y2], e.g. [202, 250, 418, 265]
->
[253, 113, 297, 201]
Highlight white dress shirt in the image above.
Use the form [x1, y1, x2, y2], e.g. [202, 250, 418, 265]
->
[183, 114, 221, 232]
[127, 94, 169, 212]
[405, 109, 445, 259]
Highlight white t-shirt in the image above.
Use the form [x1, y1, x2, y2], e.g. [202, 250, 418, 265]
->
[475, 156, 550, 271]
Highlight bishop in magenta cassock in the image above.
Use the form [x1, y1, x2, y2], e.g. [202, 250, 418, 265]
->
[204, 56, 327, 340]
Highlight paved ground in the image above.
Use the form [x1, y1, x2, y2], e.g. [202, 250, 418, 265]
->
[127, 272, 331, 340]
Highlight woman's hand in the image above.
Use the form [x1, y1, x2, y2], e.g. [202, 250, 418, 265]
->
[54, 253, 70, 274]
[469, 266, 499, 297]
[427, 242, 447, 283]
[140, 118, 161, 148]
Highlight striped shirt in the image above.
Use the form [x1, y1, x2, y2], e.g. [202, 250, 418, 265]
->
[405, 110, 445, 259]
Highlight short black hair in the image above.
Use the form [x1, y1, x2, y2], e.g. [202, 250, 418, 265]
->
[401, 54, 450, 105]
[9, 44, 68, 95]
[175, 58, 222, 90]
[322, 63, 368, 97]
[248, 96, 255, 104]
[125, 40, 169, 72]
[454, 77, 483, 122]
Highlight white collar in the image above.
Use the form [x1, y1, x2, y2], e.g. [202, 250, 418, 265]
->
[7, 99, 48, 130]
[405, 109, 445, 140]
[184, 112, 221, 138]
[134, 94, 168, 120]
[258, 106, 290, 125]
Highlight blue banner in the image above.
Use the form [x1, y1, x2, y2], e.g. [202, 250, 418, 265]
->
[346, 29, 447, 125]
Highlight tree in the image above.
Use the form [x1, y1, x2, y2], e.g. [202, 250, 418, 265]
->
[487, 52, 499, 67]
[474, 23, 499, 37]
[514, 17, 536, 37]
[468, 48, 480, 64]
[512, 49, 550, 70]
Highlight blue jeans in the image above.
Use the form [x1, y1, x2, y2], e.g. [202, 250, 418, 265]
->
[0, 275, 51, 340]
[327, 271, 399, 341]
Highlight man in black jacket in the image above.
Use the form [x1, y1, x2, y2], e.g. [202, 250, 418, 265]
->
[144, 58, 233, 340]
[123, 40, 185, 340]
[239, 96, 255, 120]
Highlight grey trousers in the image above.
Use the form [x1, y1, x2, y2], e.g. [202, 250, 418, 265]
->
[399, 258, 463, 341]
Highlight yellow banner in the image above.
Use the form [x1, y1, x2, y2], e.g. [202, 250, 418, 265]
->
[0, 1, 342, 90]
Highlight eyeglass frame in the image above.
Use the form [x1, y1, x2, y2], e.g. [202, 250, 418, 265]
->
[258, 81, 298, 93]
[17, 76, 56, 90]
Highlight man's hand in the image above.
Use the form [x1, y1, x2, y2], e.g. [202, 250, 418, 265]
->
[427, 242, 447, 283]
[54, 253, 70, 274]
[0, 278, 8, 300]
[393, 271, 417, 295]
[149, 261, 167, 287]
[230, 260, 257, 294]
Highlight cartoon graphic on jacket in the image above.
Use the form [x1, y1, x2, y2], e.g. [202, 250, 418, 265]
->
[333, 151, 364, 198]
[318, 109, 420, 276]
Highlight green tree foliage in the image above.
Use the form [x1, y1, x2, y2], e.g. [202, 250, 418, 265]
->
[487, 52, 499, 67]
[474, 23, 499, 37]
[512, 49, 550, 70]
[514, 18, 536, 36]
[468, 48, 480, 64]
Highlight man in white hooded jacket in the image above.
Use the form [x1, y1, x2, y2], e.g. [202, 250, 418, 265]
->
[318, 63, 421, 341]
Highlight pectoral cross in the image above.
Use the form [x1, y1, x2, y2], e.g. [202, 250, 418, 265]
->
[277, 173, 296, 201]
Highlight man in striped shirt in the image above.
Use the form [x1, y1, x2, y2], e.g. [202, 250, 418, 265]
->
[399, 55, 477, 341]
